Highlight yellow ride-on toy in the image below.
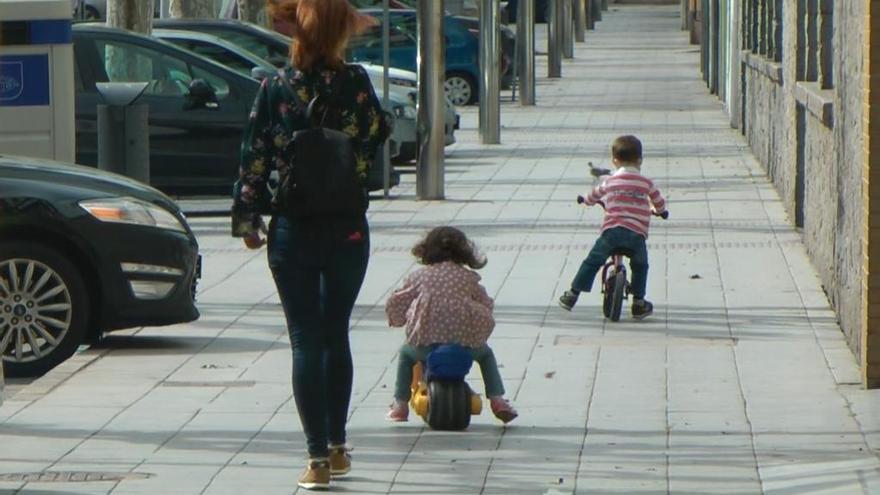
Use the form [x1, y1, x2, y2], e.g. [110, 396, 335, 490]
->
[409, 344, 483, 430]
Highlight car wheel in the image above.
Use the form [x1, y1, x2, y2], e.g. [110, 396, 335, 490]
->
[444, 72, 477, 106]
[0, 242, 89, 378]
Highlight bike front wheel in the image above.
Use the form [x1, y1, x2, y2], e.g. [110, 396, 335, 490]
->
[609, 271, 627, 322]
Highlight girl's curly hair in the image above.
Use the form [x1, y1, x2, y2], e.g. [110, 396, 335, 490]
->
[412, 226, 487, 269]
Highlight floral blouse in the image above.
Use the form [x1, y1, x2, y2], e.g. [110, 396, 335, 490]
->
[385, 262, 496, 348]
[232, 64, 390, 237]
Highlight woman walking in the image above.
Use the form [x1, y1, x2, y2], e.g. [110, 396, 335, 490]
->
[232, 0, 389, 490]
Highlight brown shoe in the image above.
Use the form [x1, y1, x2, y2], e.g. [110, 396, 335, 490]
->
[328, 445, 351, 477]
[297, 459, 330, 491]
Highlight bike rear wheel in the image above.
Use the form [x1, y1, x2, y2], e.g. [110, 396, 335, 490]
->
[609, 271, 626, 322]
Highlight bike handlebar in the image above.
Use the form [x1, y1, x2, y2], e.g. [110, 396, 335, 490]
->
[576, 195, 668, 219]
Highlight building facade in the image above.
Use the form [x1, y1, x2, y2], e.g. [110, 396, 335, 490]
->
[691, 0, 879, 387]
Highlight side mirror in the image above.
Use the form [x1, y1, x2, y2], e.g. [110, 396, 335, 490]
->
[183, 79, 219, 111]
[250, 66, 272, 81]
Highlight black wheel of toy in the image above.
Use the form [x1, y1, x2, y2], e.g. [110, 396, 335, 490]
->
[609, 271, 626, 322]
[426, 380, 472, 431]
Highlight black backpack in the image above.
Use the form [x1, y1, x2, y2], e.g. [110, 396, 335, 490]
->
[276, 72, 367, 219]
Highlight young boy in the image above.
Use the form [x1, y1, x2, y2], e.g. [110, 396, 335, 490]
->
[558, 135, 667, 319]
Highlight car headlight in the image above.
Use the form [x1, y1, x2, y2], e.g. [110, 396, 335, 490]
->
[394, 104, 417, 120]
[79, 197, 187, 233]
[390, 77, 416, 88]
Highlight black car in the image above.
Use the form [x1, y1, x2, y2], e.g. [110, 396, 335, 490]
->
[74, 24, 260, 193]
[74, 24, 397, 194]
[0, 155, 201, 377]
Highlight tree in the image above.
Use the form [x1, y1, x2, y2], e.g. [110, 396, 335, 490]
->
[106, 0, 154, 33]
[170, 0, 216, 18]
[238, 0, 265, 25]
[105, 0, 155, 81]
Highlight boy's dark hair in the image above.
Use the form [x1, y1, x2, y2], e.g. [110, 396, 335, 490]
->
[612, 135, 642, 163]
[412, 226, 487, 269]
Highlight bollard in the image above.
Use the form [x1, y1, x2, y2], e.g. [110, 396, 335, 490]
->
[95, 82, 150, 184]
[593, 0, 602, 21]
[382, 0, 391, 197]
[548, 0, 562, 77]
[562, 0, 574, 58]
[518, 0, 536, 105]
[416, 0, 445, 200]
[479, 0, 501, 144]
[575, 0, 586, 42]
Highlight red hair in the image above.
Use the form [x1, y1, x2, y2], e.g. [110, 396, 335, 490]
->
[269, 0, 374, 71]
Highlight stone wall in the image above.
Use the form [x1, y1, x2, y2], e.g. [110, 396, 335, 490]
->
[740, 1, 866, 354]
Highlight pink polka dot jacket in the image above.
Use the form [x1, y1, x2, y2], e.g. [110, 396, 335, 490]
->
[385, 261, 495, 348]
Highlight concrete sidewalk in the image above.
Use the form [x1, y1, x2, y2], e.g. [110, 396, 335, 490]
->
[2, 5, 880, 494]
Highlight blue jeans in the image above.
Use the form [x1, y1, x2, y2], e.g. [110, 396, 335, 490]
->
[394, 344, 506, 400]
[571, 227, 649, 299]
[267, 215, 369, 458]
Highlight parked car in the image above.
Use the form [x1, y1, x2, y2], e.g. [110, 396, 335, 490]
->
[352, 9, 487, 106]
[451, 15, 517, 90]
[74, 24, 260, 193]
[152, 19, 420, 88]
[71, 0, 105, 20]
[151, 27, 416, 163]
[0, 154, 201, 377]
[73, 24, 398, 193]
[506, 0, 550, 23]
[151, 19, 458, 161]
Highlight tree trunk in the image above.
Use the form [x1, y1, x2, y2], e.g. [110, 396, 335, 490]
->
[238, 0, 265, 24]
[105, 0, 154, 81]
[106, 0, 154, 33]
[170, 0, 216, 18]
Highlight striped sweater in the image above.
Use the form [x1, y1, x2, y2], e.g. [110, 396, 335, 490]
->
[584, 166, 667, 238]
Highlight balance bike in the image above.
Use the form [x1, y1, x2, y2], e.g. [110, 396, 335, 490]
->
[409, 344, 483, 431]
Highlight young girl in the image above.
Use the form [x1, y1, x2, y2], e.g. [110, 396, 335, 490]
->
[384, 226, 518, 423]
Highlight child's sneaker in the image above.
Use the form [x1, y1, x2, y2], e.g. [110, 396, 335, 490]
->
[297, 458, 331, 491]
[558, 290, 579, 311]
[632, 299, 653, 320]
[385, 400, 409, 422]
[489, 396, 518, 423]
[327, 444, 351, 477]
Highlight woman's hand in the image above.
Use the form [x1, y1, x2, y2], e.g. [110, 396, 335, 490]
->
[242, 217, 268, 249]
[243, 232, 265, 249]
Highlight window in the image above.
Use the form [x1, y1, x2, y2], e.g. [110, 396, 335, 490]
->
[92, 39, 230, 100]
[94, 40, 191, 96]
[743, 0, 783, 62]
[183, 40, 255, 77]
[190, 65, 230, 99]
[797, 0, 833, 88]
[349, 22, 413, 50]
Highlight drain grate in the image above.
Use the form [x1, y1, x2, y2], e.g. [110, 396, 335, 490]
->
[0, 471, 152, 483]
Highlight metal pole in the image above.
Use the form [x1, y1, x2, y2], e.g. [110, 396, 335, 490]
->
[479, 0, 500, 144]
[518, 0, 535, 105]
[547, 0, 561, 77]
[382, 0, 391, 198]
[575, 0, 586, 42]
[593, 0, 602, 22]
[601, 0, 608, 10]
[416, 0, 445, 200]
[587, 0, 595, 29]
[160, 0, 170, 18]
[563, 0, 574, 58]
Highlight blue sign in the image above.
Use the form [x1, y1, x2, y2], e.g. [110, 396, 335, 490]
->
[0, 54, 50, 107]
